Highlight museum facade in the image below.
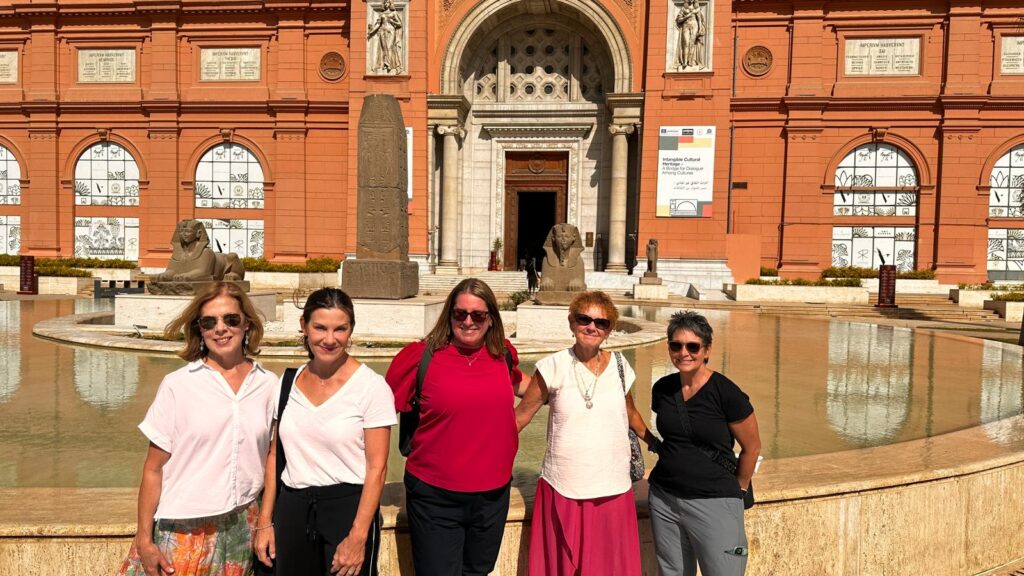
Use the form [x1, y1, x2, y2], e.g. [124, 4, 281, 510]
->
[0, 0, 1023, 285]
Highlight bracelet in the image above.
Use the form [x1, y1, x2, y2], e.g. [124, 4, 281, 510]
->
[254, 523, 274, 531]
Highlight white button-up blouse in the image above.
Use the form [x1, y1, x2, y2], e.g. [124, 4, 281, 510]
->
[138, 359, 278, 520]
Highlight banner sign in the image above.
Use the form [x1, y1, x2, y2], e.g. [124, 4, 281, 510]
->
[656, 126, 716, 218]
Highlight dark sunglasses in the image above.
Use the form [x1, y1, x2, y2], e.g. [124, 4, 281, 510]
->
[197, 313, 243, 331]
[668, 340, 703, 354]
[574, 313, 611, 331]
[452, 308, 490, 323]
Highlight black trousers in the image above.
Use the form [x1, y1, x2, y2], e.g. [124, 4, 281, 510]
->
[404, 471, 511, 576]
[273, 483, 381, 576]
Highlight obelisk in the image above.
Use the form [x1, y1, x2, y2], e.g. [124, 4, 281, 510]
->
[341, 94, 419, 299]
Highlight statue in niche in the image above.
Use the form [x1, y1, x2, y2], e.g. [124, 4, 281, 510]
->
[153, 219, 245, 283]
[368, 0, 404, 74]
[538, 223, 586, 293]
[676, 0, 707, 71]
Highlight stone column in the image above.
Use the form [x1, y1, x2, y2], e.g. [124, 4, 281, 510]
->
[606, 123, 634, 272]
[436, 124, 464, 271]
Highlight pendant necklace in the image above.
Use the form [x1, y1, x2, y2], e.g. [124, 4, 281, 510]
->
[459, 347, 485, 366]
[571, 349, 600, 409]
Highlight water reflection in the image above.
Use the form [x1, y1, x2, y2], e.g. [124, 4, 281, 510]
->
[0, 301, 19, 403]
[980, 341, 1024, 445]
[826, 323, 912, 446]
[74, 348, 139, 409]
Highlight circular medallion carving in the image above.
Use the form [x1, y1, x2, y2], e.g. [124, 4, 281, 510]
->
[528, 155, 547, 174]
[743, 46, 773, 77]
[319, 52, 346, 81]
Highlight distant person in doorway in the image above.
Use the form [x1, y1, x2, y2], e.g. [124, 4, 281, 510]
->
[118, 282, 277, 576]
[386, 278, 525, 576]
[648, 311, 761, 576]
[254, 288, 394, 576]
[525, 255, 539, 294]
[515, 290, 658, 576]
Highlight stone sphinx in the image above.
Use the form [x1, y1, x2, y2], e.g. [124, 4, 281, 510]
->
[538, 223, 586, 293]
[148, 219, 247, 295]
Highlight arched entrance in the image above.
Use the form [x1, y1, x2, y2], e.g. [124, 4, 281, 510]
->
[429, 0, 639, 273]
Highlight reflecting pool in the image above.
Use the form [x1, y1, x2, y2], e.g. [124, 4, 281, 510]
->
[1, 300, 1022, 489]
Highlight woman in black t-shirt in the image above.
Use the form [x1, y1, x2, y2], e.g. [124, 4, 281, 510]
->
[648, 311, 761, 576]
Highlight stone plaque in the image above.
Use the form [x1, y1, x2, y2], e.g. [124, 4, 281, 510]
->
[1001, 36, 1024, 75]
[0, 51, 17, 84]
[876, 265, 897, 308]
[743, 46, 773, 77]
[78, 49, 136, 83]
[200, 48, 261, 82]
[319, 52, 346, 81]
[844, 38, 920, 76]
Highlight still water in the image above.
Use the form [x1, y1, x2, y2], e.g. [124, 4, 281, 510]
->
[1, 299, 1022, 488]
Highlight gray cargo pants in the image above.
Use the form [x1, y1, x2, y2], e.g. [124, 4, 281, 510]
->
[648, 482, 749, 576]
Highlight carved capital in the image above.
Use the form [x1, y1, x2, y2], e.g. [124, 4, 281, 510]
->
[608, 124, 636, 137]
[436, 124, 466, 140]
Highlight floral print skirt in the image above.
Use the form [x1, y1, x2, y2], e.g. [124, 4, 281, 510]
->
[117, 500, 258, 576]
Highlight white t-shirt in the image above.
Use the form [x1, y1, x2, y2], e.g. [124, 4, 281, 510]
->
[537, 348, 636, 499]
[276, 363, 397, 489]
[139, 360, 278, 520]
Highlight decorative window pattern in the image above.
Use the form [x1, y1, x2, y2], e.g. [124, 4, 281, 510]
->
[988, 228, 1024, 281]
[74, 217, 140, 260]
[989, 145, 1024, 217]
[0, 301, 18, 404]
[834, 143, 918, 216]
[466, 27, 608, 103]
[194, 143, 265, 209]
[832, 226, 916, 271]
[197, 218, 264, 258]
[74, 142, 140, 206]
[826, 322, 911, 446]
[0, 215, 18, 255]
[0, 146, 20, 206]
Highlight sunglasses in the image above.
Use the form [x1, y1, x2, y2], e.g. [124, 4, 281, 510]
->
[197, 313, 243, 331]
[574, 313, 612, 331]
[668, 341, 703, 354]
[452, 308, 490, 323]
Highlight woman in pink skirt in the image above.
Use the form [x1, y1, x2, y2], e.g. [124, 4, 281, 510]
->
[516, 290, 659, 576]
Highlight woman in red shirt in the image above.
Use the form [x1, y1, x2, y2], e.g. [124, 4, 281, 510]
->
[386, 278, 523, 576]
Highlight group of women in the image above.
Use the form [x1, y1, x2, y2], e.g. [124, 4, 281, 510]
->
[117, 277, 761, 576]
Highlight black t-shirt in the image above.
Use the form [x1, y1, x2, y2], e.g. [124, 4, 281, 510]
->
[649, 371, 754, 500]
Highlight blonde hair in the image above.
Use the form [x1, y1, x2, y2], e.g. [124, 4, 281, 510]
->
[165, 282, 265, 361]
[569, 290, 620, 329]
[424, 278, 507, 357]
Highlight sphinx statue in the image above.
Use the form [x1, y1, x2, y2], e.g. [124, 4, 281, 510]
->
[538, 223, 586, 293]
[148, 219, 247, 294]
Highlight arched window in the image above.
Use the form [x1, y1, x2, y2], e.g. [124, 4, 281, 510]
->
[987, 228, 1024, 281]
[194, 143, 265, 209]
[74, 217, 140, 261]
[834, 143, 918, 216]
[0, 145, 21, 206]
[0, 215, 18, 256]
[198, 218, 264, 259]
[989, 145, 1024, 217]
[73, 142, 140, 206]
[832, 227, 916, 271]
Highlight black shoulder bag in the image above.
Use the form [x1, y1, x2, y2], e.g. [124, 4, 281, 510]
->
[398, 346, 514, 457]
[673, 391, 755, 509]
[613, 352, 645, 483]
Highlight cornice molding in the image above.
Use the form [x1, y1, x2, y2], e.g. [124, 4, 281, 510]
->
[482, 124, 593, 140]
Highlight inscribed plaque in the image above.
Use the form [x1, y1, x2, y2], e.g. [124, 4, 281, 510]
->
[200, 48, 261, 82]
[78, 49, 136, 83]
[1001, 36, 1024, 75]
[0, 51, 17, 84]
[656, 126, 716, 218]
[844, 38, 920, 76]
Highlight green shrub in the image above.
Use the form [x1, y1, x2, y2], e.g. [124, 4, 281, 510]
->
[0, 256, 136, 269]
[0, 254, 17, 266]
[759, 267, 778, 277]
[896, 269, 936, 280]
[959, 282, 996, 290]
[744, 277, 861, 287]
[821, 266, 879, 279]
[241, 257, 341, 273]
[991, 292, 1024, 302]
[36, 266, 91, 278]
[500, 290, 533, 311]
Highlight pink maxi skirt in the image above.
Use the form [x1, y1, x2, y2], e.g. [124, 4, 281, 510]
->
[528, 478, 642, 576]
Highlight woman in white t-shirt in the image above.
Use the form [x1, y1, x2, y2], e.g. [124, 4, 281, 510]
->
[118, 281, 278, 576]
[254, 288, 396, 576]
[516, 290, 658, 576]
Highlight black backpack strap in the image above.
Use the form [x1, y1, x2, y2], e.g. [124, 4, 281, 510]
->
[504, 348, 514, 374]
[414, 346, 435, 408]
[274, 367, 298, 495]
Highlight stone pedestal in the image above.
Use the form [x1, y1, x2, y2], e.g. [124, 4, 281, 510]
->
[114, 292, 278, 329]
[284, 296, 444, 339]
[633, 282, 670, 301]
[342, 260, 418, 299]
[534, 291, 578, 306]
[515, 303, 573, 341]
[147, 280, 251, 296]
[433, 265, 461, 276]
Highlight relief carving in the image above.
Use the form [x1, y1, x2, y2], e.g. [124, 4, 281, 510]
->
[367, 0, 405, 75]
[667, 0, 712, 73]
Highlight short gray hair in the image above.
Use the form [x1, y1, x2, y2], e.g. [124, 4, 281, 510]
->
[666, 310, 713, 347]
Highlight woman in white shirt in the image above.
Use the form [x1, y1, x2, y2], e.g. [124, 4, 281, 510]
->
[118, 281, 278, 576]
[516, 290, 658, 576]
[254, 288, 395, 576]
